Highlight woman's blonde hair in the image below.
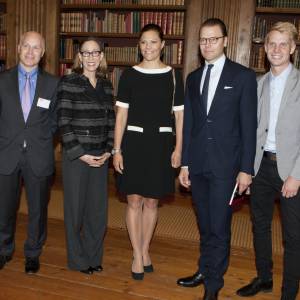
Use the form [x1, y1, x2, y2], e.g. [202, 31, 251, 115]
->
[72, 37, 107, 78]
[265, 22, 298, 44]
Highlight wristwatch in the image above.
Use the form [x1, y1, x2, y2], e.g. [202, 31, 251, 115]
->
[111, 148, 121, 155]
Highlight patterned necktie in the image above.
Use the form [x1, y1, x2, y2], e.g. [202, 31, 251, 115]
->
[21, 73, 31, 122]
[202, 64, 214, 115]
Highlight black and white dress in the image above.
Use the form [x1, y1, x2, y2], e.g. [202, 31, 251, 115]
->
[116, 65, 184, 198]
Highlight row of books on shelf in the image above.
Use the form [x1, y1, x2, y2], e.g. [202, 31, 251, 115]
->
[256, 0, 300, 8]
[0, 13, 6, 32]
[60, 38, 183, 64]
[61, 11, 184, 35]
[252, 16, 300, 42]
[105, 41, 183, 64]
[251, 46, 300, 70]
[61, 0, 185, 5]
[108, 67, 123, 96]
[0, 35, 6, 58]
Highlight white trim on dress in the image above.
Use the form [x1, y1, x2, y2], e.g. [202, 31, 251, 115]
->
[159, 127, 173, 132]
[173, 105, 184, 111]
[132, 65, 172, 74]
[127, 125, 144, 133]
[116, 101, 129, 108]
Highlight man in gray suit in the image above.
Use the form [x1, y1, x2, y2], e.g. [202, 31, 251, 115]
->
[236, 22, 300, 300]
[0, 32, 59, 273]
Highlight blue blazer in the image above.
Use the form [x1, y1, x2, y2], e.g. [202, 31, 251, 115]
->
[182, 58, 257, 179]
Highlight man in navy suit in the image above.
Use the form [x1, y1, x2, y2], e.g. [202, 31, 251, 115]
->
[177, 18, 257, 300]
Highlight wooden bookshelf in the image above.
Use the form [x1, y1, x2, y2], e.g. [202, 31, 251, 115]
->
[256, 7, 300, 14]
[250, 0, 300, 73]
[61, 4, 187, 11]
[58, 1, 187, 93]
[60, 32, 185, 39]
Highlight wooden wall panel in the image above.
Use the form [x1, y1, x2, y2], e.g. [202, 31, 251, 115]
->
[6, 0, 59, 73]
[183, 0, 254, 78]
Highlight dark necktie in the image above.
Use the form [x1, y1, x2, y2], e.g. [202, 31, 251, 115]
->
[202, 64, 214, 115]
[21, 73, 31, 122]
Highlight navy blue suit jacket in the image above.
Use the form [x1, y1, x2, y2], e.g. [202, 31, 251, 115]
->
[182, 58, 257, 179]
[0, 66, 59, 177]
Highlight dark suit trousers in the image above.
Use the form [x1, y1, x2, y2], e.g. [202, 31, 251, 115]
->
[251, 156, 300, 298]
[0, 153, 50, 258]
[62, 154, 108, 270]
[190, 169, 235, 293]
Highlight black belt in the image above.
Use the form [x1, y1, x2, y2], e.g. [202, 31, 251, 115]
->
[263, 151, 276, 161]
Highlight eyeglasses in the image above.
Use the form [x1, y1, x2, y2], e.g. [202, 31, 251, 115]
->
[199, 36, 224, 45]
[80, 50, 101, 57]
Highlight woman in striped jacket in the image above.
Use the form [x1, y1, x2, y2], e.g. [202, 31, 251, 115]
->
[57, 37, 115, 275]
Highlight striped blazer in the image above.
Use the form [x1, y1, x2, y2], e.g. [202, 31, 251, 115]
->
[58, 73, 115, 160]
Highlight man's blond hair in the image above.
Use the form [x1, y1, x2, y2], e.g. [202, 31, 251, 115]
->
[265, 22, 298, 44]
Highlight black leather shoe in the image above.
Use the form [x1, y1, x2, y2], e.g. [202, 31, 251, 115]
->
[177, 271, 205, 287]
[0, 255, 12, 270]
[80, 267, 93, 275]
[25, 257, 40, 274]
[203, 289, 218, 300]
[236, 277, 273, 297]
[90, 265, 103, 272]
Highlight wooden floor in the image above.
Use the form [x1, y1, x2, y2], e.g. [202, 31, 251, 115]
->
[1, 164, 298, 299]
[0, 213, 298, 300]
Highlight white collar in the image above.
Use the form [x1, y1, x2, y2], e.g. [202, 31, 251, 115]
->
[204, 53, 226, 70]
[133, 65, 172, 74]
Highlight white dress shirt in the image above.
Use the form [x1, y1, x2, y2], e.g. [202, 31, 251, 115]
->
[200, 54, 226, 114]
[264, 63, 292, 153]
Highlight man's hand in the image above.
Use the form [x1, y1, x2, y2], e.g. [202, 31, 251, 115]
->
[179, 168, 191, 188]
[236, 172, 252, 194]
[282, 176, 300, 198]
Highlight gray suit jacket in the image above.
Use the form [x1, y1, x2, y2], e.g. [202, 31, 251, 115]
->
[254, 65, 300, 180]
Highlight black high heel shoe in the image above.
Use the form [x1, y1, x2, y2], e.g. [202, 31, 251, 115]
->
[131, 271, 144, 280]
[144, 264, 154, 273]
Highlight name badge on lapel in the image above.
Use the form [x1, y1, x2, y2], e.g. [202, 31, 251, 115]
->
[37, 97, 51, 109]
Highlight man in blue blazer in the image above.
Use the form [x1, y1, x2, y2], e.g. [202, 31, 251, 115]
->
[177, 18, 257, 300]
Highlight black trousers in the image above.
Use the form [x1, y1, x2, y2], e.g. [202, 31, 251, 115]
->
[0, 153, 50, 258]
[62, 154, 108, 270]
[190, 170, 235, 293]
[251, 156, 300, 298]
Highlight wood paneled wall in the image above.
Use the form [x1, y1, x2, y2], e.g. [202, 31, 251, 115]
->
[184, 0, 255, 78]
[6, 0, 59, 74]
